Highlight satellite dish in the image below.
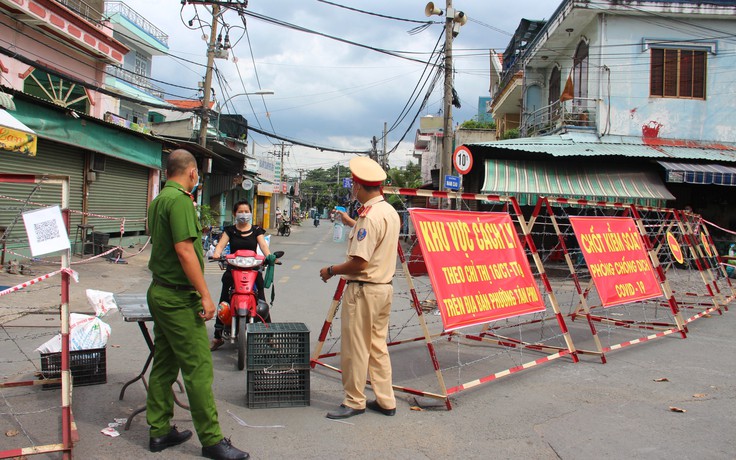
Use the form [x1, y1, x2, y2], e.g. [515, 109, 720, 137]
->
[242, 179, 254, 191]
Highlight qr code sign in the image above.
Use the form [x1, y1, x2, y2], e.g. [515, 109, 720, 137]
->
[34, 219, 61, 242]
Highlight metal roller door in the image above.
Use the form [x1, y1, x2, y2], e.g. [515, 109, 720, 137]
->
[86, 155, 150, 234]
[0, 140, 85, 249]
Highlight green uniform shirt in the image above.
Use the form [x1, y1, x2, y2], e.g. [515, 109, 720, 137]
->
[148, 180, 203, 285]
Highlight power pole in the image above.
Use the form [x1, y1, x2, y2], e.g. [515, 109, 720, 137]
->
[383, 122, 388, 170]
[198, 4, 220, 148]
[370, 136, 378, 162]
[441, 0, 454, 195]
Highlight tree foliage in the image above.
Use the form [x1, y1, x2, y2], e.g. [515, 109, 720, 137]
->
[501, 128, 520, 140]
[299, 161, 422, 211]
[460, 119, 496, 130]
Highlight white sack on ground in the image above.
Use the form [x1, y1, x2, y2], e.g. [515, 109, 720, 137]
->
[36, 313, 111, 354]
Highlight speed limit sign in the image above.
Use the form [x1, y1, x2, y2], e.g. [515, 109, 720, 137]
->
[453, 145, 473, 175]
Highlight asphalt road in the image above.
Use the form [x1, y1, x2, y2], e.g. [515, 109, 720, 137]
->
[1, 220, 735, 459]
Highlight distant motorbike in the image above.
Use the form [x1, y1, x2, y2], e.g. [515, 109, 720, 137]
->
[277, 219, 291, 237]
[313, 216, 320, 227]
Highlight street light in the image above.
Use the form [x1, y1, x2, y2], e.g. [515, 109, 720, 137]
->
[214, 90, 274, 139]
[217, 90, 274, 111]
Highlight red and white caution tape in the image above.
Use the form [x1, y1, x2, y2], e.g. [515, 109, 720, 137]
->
[0, 268, 79, 297]
[702, 218, 736, 236]
[0, 194, 145, 221]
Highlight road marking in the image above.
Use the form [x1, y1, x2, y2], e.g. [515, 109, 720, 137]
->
[292, 265, 301, 270]
[302, 257, 309, 261]
[279, 276, 289, 283]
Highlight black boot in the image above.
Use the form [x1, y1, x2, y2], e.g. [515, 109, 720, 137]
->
[149, 425, 192, 452]
[202, 438, 249, 460]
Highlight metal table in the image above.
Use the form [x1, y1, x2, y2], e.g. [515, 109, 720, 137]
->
[115, 294, 188, 431]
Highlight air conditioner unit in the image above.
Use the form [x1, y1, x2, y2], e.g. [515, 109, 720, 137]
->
[91, 154, 106, 172]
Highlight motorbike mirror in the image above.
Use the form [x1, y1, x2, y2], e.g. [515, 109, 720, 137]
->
[273, 250, 285, 258]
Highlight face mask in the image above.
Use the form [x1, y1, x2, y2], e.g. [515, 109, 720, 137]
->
[236, 212, 252, 225]
[190, 168, 200, 194]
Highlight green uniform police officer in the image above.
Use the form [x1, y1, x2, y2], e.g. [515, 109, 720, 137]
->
[146, 149, 248, 460]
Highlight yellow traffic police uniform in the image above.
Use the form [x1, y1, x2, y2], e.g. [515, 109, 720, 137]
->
[341, 195, 400, 410]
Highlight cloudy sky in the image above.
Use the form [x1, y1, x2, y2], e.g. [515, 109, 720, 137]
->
[122, 0, 559, 175]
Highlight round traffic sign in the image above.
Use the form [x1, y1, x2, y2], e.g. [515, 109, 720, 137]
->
[701, 232, 712, 257]
[667, 231, 684, 264]
[453, 145, 473, 175]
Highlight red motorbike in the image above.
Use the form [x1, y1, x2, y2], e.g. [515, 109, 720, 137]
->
[212, 249, 283, 370]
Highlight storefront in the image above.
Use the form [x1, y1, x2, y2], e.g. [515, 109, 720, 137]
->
[1, 95, 162, 252]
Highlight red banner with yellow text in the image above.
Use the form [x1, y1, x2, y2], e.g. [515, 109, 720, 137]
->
[409, 209, 545, 331]
[570, 216, 662, 307]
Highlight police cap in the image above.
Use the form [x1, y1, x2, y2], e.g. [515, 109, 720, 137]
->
[349, 157, 386, 187]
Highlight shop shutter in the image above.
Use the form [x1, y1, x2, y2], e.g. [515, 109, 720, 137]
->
[87, 155, 150, 234]
[0, 140, 85, 249]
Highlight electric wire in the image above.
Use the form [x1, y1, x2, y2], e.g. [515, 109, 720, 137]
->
[386, 29, 445, 135]
[0, 44, 194, 112]
[316, 0, 439, 25]
[236, 9, 440, 67]
[0, 10, 200, 97]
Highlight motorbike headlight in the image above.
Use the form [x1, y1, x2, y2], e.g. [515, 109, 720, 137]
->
[228, 256, 259, 268]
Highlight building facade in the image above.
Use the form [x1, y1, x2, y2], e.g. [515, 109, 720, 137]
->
[0, 0, 167, 255]
[466, 0, 736, 237]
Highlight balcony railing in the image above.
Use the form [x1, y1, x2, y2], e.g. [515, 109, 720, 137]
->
[496, 61, 524, 99]
[104, 1, 169, 47]
[54, 0, 104, 25]
[107, 65, 165, 99]
[521, 98, 597, 137]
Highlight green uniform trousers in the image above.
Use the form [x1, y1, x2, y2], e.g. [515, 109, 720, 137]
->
[146, 283, 222, 447]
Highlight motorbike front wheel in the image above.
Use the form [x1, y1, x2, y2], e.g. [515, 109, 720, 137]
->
[237, 317, 246, 370]
[284, 226, 291, 237]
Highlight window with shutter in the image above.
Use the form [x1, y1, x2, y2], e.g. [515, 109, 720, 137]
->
[650, 48, 706, 99]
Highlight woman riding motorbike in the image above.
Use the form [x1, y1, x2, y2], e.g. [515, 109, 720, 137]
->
[210, 200, 274, 351]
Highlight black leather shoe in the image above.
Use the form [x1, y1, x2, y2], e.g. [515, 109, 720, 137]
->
[149, 425, 192, 452]
[326, 404, 365, 419]
[366, 400, 396, 416]
[202, 438, 249, 460]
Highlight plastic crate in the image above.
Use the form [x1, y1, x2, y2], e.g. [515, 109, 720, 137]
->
[40, 347, 107, 389]
[246, 322, 310, 369]
[246, 367, 310, 409]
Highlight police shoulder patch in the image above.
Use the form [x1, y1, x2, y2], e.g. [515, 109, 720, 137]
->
[357, 228, 367, 241]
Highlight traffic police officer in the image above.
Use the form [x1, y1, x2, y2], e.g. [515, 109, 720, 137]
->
[320, 156, 400, 419]
[146, 149, 248, 459]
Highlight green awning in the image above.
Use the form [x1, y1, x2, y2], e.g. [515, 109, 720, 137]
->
[11, 98, 162, 169]
[481, 159, 675, 206]
[104, 76, 168, 106]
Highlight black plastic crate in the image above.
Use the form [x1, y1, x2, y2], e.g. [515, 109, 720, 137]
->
[246, 367, 310, 409]
[246, 322, 310, 369]
[40, 347, 107, 389]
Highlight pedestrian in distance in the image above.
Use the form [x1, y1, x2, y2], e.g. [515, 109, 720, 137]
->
[319, 156, 400, 419]
[210, 200, 274, 351]
[146, 149, 249, 460]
